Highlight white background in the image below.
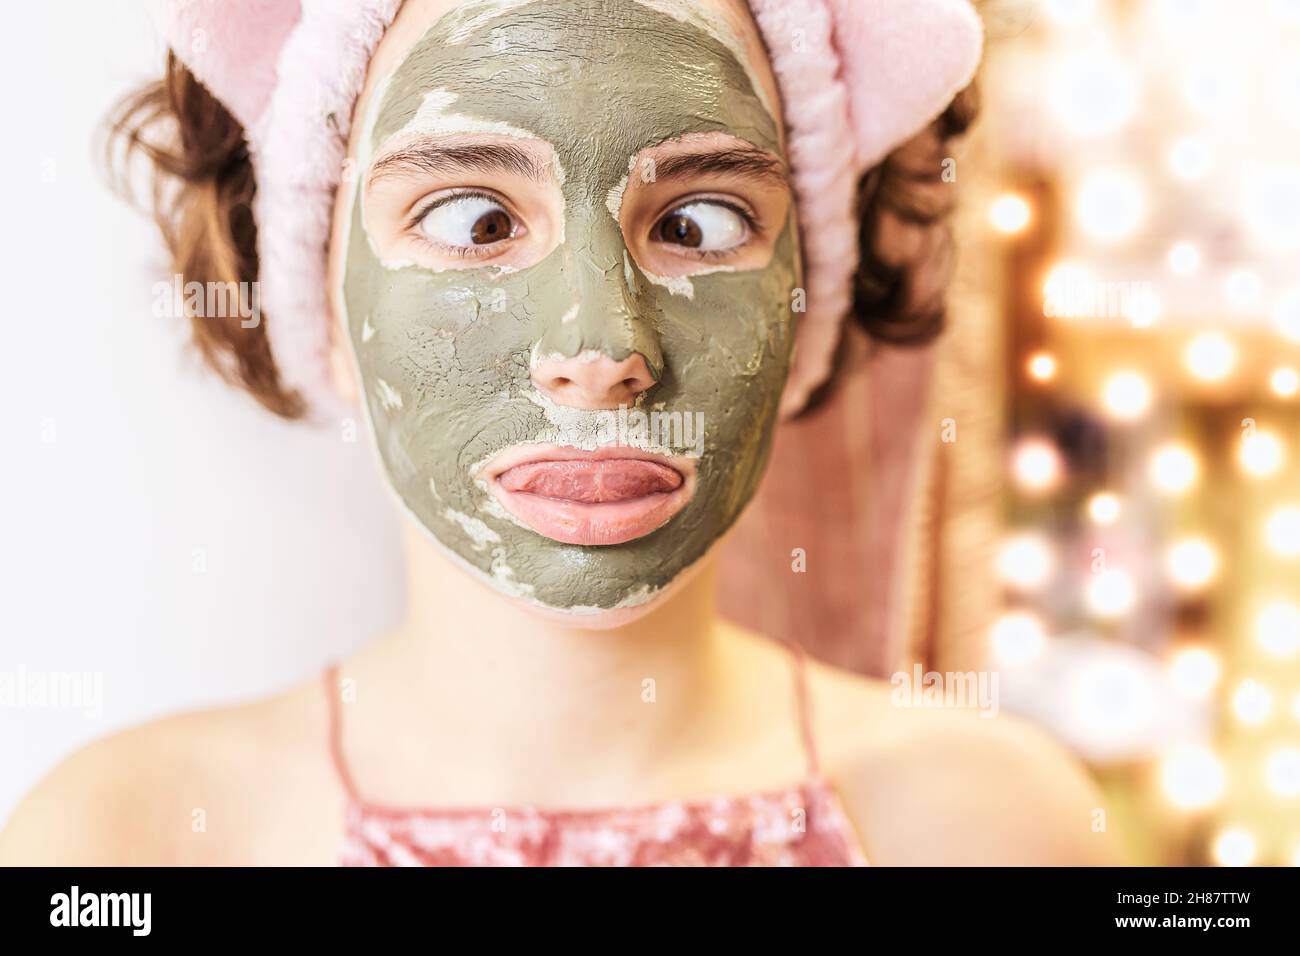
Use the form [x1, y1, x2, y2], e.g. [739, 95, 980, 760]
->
[0, 3, 405, 821]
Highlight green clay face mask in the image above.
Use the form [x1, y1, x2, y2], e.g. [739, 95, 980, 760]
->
[338, 0, 799, 613]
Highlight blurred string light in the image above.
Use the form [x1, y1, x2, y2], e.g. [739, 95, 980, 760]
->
[1127, 289, 1162, 328]
[1238, 429, 1286, 477]
[1277, 58, 1300, 130]
[1212, 828, 1258, 867]
[1085, 567, 1137, 619]
[1293, 693, 1300, 722]
[1223, 268, 1264, 312]
[990, 611, 1047, 667]
[1011, 437, 1063, 493]
[996, 533, 1055, 592]
[1160, 745, 1225, 809]
[1165, 537, 1219, 591]
[1275, 289, 1300, 341]
[1026, 351, 1058, 382]
[990, 193, 1032, 234]
[1265, 505, 1300, 558]
[1242, 166, 1300, 253]
[1184, 332, 1237, 381]
[1256, 602, 1300, 657]
[1183, 63, 1240, 117]
[1155, 0, 1214, 27]
[1050, 50, 1138, 137]
[1166, 240, 1201, 275]
[1272, 367, 1300, 398]
[1075, 168, 1146, 242]
[1167, 136, 1214, 182]
[1087, 491, 1122, 525]
[1265, 748, 1300, 798]
[1043, 0, 1098, 25]
[1232, 679, 1274, 726]
[1041, 261, 1095, 319]
[1102, 370, 1153, 420]
[1061, 654, 1159, 753]
[1150, 443, 1200, 495]
[1167, 646, 1221, 699]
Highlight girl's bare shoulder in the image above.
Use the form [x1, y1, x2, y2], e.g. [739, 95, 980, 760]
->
[0, 676, 340, 866]
[804, 657, 1123, 866]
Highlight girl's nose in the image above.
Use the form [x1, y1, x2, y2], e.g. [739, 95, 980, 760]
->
[530, 351, 657, 410]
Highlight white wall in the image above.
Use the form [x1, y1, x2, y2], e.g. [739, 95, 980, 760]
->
[0, 3, 405, 821]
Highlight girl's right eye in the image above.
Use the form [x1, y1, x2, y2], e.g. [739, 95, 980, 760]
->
[416, 194, 519, 250]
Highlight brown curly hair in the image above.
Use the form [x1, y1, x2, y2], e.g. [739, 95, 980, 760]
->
[105, 52, 977, 420]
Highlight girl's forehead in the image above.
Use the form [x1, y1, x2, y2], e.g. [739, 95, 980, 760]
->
[354, 0, 782, 154]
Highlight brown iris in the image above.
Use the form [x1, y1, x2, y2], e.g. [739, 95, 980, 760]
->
[656, 211, 703, 248]
[471, 209, 513, 245]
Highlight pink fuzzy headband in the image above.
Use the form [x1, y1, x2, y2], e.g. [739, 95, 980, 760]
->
[158, 0, 982, 419]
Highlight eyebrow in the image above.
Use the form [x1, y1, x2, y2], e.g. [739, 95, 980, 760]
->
[650, 147, 789, 186]
[368, 141, 552, 187]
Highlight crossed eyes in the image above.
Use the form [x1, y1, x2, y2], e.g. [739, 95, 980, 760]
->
[411, 190, 756, 264]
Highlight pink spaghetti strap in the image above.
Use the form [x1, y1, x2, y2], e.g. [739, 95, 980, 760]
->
[323, 664, 362, 802]
[779, 638, 822, 778]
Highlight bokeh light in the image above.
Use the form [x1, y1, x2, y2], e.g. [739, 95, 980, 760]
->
[1164, 537, 1219, 591]
[1102, 370, 1153, 420]
[1211, 828, 1257, 867]
[1161, 746, 1225, 809]
[1264, 506, 1300, 558]
[1167, 646, 1221, 699]
[1150, 444, 1200, 495]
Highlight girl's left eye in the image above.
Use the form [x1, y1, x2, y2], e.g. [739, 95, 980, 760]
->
[653, 201, 749, 253]
[416, 194, 518, 248]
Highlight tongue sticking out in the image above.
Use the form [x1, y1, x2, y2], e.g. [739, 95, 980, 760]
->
[499, 459, 683, 503]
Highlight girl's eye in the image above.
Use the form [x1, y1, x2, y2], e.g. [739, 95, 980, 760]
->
[417, 195, 517, 248]
[654, 201, 748, 252]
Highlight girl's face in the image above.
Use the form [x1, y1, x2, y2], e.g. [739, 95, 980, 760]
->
[330, 0, 798, 616]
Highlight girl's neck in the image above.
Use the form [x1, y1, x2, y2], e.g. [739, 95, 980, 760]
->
[366, 521, 740, 794]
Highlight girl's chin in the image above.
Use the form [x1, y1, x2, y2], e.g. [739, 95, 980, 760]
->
[502, 554, 713, 630]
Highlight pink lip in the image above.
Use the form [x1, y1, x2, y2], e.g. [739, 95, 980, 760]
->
[480, 445, 697, 546]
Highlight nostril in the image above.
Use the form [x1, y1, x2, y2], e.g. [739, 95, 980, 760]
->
[621, 378, 641, 389]
[554, 377, 572, 387]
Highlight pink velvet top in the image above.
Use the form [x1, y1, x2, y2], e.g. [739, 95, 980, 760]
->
[323, 640, 869, 867]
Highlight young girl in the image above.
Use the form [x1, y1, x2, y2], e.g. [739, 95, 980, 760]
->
[0, 0, 1116, 866]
